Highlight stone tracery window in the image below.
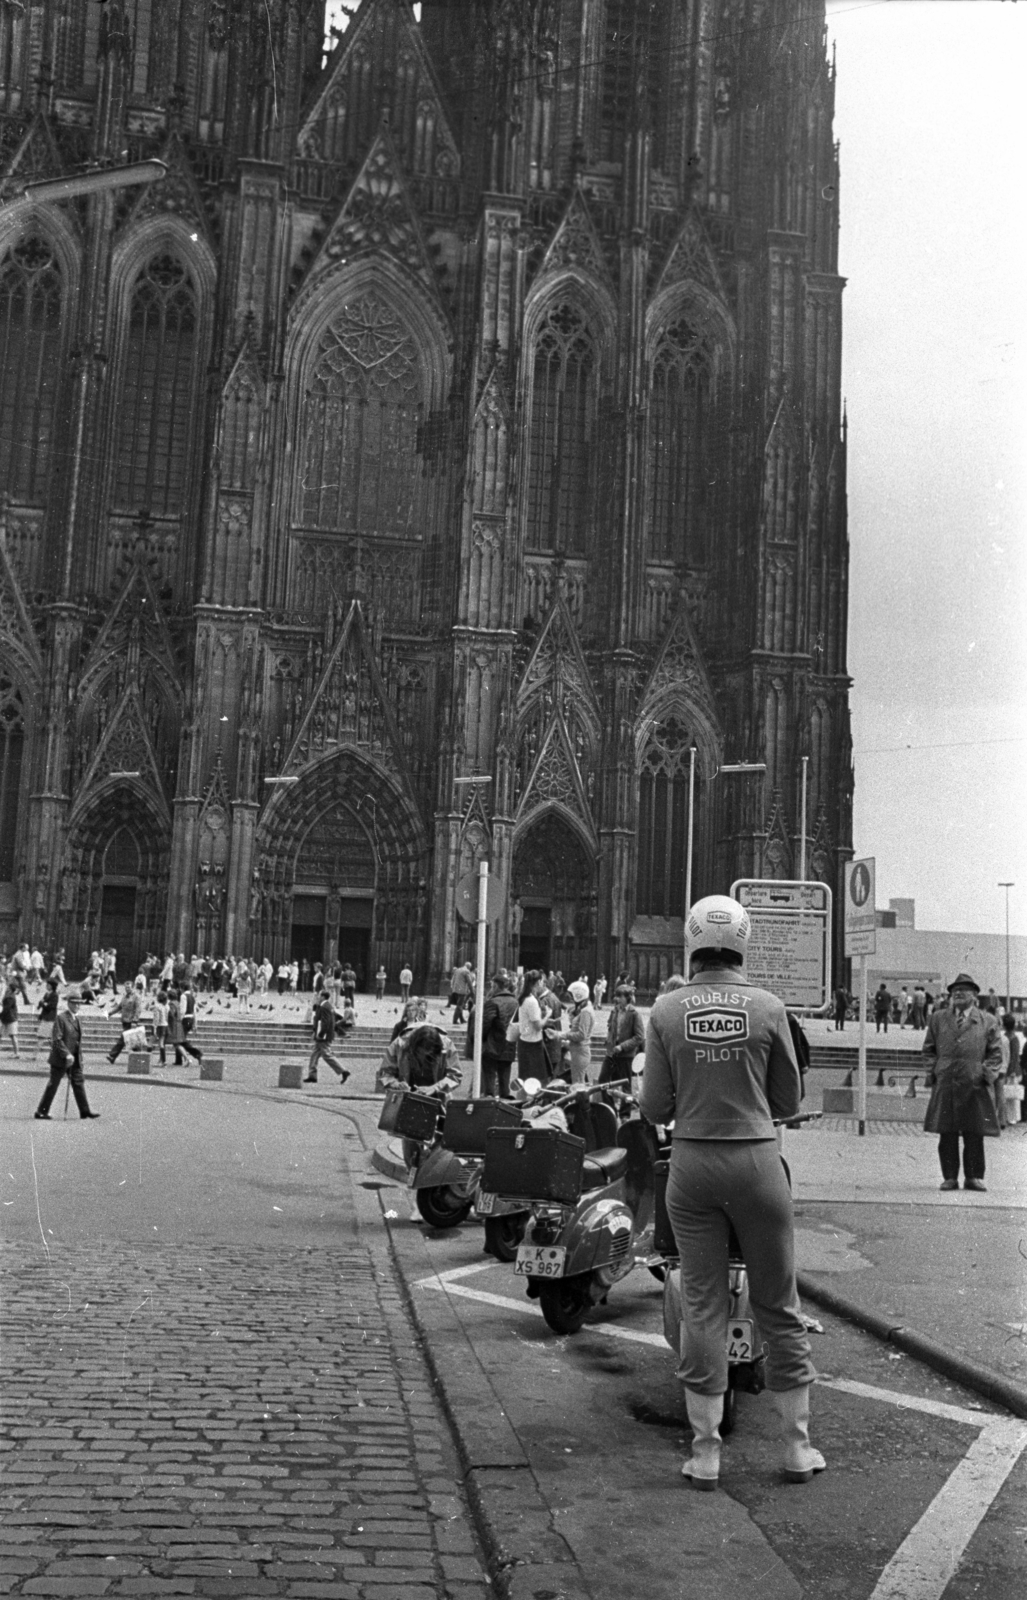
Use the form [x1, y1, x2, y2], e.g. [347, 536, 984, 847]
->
[600, 0, 671, 167]
[299, 292, 424, 536]
[647, 316, 713, 565]
[636, 715, 695, 917]
[0, 676, 25, 881]
[0, 237, 63, 505]
[113, 254, 199, 517]
[525, 303, 597, 556]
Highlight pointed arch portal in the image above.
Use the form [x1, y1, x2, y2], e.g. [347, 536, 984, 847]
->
[254, 750, 429, 988]
[63, 785, 172, 977]
[511, 810, 597, 981]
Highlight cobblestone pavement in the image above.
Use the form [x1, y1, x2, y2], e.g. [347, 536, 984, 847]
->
[1, 1237, 493, 1600]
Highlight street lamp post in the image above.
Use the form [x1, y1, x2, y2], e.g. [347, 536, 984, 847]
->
[684, 746, 697, 917]
[999, 882, 1014, 1012]
[454, 775, 494, 1096]
[799, 755, 809, 883]
[685, 761, 767, 971]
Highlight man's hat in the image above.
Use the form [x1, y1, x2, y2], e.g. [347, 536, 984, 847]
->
[64, 985, 83, 1002]
[947, 972, 980, 994]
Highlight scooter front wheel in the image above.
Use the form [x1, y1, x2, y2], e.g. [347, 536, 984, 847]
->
[415, 1186, 474, 1229]
[538, 1273, 594, 1335]
[484, 1212, 526, 1262]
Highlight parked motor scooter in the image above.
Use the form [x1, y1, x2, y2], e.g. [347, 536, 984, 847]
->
[656, 1112, 822, 1434]
[476, 1078, 589, 1262]
[371, 1084, 478, 1228]
[482, 1080, 664, 1333]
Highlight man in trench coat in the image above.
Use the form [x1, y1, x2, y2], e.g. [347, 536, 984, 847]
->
[922, 972, 1003, 1191]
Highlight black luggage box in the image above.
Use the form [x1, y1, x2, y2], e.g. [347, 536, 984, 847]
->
[482, 1125, 585, 1204]
[378, 1085, 441, 1141]
[442, 1097, 523, 1154]
[653, 1159, 676, 1255]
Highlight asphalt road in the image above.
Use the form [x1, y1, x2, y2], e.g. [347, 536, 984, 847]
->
[389, 1205, 1027, 1600]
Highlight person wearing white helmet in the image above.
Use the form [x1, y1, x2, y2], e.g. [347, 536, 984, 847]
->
[565, 980, 595, 1083]
[640, 894, 824, 1492]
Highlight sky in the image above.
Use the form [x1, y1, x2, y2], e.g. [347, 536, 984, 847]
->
[825, 0, 1027, 935]
[324, 1, 1025, 937]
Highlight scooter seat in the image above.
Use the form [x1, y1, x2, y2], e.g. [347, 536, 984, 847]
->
[582, 1146, 629, 1188]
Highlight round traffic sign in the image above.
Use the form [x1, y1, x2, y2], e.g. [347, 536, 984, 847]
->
[455, 868, 505, 924]
[849, 862, 872, 907]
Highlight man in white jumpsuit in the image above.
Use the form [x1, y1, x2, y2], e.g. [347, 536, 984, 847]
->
[641, 895, 826, 1490]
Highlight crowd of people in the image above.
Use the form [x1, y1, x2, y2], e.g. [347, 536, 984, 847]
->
[5, 936, 1023, 1134]
[832, 977, 1013, 1034]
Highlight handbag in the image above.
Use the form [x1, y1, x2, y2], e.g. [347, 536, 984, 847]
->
[505, 1017, 521, 1044]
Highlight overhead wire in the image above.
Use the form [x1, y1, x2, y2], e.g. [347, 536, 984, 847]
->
[854, 737, 1027, 756]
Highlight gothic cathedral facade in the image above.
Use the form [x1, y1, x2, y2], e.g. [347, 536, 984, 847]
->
[0, 0, 852, 991]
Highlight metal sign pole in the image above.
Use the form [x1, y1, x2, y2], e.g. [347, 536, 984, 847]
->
[472, 860, 489, 1098]
[858, 954, 868, 1136]
[684, 747, 696, 973]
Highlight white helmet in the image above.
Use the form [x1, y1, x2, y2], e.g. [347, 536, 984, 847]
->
[685, 895, 751, 964]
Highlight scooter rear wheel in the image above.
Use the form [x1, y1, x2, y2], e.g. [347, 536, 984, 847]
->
[416, 1186, 473, 1229]
[538, 1273, 593, 1335]
[484, 1213, 526, 1262]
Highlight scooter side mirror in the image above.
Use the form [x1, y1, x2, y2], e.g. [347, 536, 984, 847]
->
[520, 1077, 542, 1097]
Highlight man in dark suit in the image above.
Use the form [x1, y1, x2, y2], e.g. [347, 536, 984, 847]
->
[34, 987, 100, 1120]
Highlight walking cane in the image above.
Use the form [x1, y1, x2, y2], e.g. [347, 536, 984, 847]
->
[62, 1076, 71, 1119]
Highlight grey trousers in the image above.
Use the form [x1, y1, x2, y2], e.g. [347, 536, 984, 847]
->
[666, 1138, 814, 1395]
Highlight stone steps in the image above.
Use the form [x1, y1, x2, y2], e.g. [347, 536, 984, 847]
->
[73, 1014, 928, 1068]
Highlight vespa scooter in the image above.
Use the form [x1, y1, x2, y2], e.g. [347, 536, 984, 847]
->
[476, 1079, 576, 1262]
[484, 1081, 664, 1334]
[371, 1085, 478, 1228]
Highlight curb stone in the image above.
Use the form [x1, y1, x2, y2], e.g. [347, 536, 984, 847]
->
[342, 1108, 595, 1600]
[797, 1273, 1027, 1420]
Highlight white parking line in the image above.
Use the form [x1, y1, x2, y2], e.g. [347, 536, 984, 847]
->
[867, 1417, 1027, 1600]
[818, 1376, 998, 1427]
[418, 1265, 1027, 1598]
[419, 1271, 669, 1345]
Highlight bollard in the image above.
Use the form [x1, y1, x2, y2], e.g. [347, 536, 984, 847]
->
[200, 1057, 224, 1082]
[127, 1052, 151, 1075]
[278, 1060, 304, 1088]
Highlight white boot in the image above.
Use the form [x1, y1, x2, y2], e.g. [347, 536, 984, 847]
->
[774, 1385, 827, 1482]
[681, 1389, 722, 1490]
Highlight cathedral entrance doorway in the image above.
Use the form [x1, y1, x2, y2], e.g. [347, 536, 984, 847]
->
[254, 751, 430, 987]
[290, 894, 326, 973]
[291, 804, 376, 984]
[511, 812, 597, 984]
[64, 797, 170, 978]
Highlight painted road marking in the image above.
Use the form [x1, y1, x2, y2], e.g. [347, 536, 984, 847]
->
[819, 1376, 998, 1427]
[417, 1263, 666, 1346]
[418, 1263, 1027, 1598]
[867, 1418, 1027, 1600]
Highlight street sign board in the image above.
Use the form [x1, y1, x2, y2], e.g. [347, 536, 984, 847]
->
[731, 879, 832, 1009]
[735, 882, 829, 913]
[844, 857, 876, 956]
[455, 868, 505, 924]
